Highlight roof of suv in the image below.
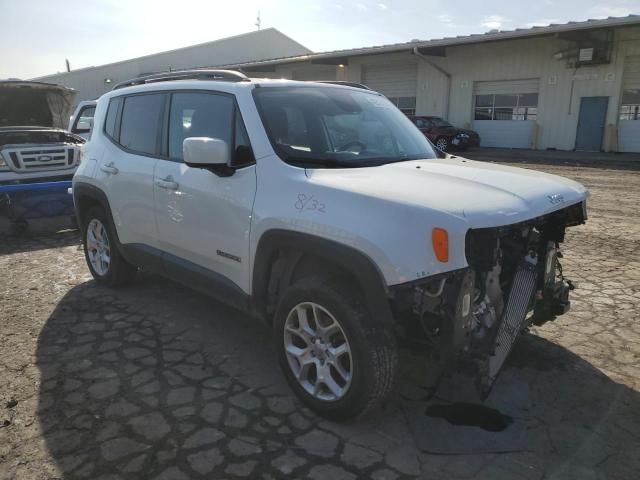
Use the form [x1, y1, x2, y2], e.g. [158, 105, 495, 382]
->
[106, 79, 376, 101]
[108, 69, 376, 97]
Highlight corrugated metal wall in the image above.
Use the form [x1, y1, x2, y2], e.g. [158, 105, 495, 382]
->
[362, 63, 417, 98]
[401, 27, 639, 151]
[292, 67, 337, 81]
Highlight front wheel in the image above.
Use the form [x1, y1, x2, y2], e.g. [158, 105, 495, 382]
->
[435, 136, 449, 152]
[82, 206, 136, 287]
[274, 277, 397, 420]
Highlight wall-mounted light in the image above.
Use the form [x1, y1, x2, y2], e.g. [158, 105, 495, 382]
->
[338, 64, 345, 68]
[104, 78, 113, 84]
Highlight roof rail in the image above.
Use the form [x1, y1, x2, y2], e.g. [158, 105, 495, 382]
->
[313, 81, 372, 90]
[113, 69, 250, 90]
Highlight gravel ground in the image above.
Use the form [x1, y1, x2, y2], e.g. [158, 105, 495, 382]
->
[0, 163, 639, 479]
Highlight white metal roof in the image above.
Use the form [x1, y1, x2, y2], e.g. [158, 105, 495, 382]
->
[33, 28, 311, 80]
[220, 15, 640, 70]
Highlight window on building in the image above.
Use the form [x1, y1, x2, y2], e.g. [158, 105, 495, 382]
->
[119, 94, 165, 155]
[474, 93, 538, 121]
[387, 96, 416, 116]
[619, 89, 640, 120]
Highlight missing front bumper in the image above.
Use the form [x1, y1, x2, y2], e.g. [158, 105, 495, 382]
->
[477, 258, 538, 397]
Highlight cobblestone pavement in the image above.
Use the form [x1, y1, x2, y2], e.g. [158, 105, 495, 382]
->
[1, 164, 639, 479]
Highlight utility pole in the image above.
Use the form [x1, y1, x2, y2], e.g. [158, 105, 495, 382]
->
[65, 59, 71, 72]
[255, 11, 261, 30]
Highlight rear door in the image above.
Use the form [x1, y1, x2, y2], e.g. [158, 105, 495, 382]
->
[153, 91, 257, 297]
[97, 93, 165, 251]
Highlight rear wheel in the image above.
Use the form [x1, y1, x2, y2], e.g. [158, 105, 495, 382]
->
[83, 206, 136, 286]
[274, 277, 397, 420]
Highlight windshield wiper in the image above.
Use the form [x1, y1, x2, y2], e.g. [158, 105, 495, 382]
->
[287, 154, 437, 169]
[290, 157, 366, 168]
[369, 155, 435, 166]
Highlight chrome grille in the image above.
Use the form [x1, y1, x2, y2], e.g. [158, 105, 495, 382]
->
[487, 260, 538, 384]
[0, 144, 78, 172]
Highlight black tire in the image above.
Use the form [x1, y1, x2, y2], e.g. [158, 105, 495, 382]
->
[435, 136, 449, 152]
[273, 277, 397, 420]
[82, 206, 136, 287]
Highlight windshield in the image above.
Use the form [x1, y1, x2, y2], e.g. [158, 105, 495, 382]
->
[253, 86, 438, 167]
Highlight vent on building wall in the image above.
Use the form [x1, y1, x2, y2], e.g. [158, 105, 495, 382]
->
[578, 47, 595, 62]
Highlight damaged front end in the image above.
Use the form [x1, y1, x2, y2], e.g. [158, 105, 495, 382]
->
[392, 200, 587, 397]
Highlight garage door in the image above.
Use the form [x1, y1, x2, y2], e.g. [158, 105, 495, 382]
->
[473, 79, 539, 148]
[618, 56, 640, 153]
[363, 63, 417, 114]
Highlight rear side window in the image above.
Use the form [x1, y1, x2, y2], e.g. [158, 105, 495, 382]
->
[168, 92, 234, 160]
[104, 98, 122, 139]
[119, 94, 165, 155]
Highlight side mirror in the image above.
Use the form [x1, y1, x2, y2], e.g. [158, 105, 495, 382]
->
[74, 119, 92, 133]
[183, 137, 229, 167]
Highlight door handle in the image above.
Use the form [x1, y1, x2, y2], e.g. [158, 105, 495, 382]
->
[100, 162, 119, 175]
[155, 175, 179, 190]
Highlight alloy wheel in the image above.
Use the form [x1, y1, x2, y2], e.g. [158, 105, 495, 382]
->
[283, 302, 353, 401]
[436, 138, 448, 151]
[86, 219, 111, 276]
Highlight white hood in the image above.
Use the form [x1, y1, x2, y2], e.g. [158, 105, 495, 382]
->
[306, 157, 588, 228]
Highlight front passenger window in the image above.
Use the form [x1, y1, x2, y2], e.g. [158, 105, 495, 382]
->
[169, 93, 234, 161]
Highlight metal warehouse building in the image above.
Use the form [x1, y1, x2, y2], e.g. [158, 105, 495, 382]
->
[37, 16, 640, 152]
[223, 15, 639, 153]
[34, 29, 310, 103]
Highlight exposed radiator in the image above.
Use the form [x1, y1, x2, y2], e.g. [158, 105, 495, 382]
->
[483, 258, 538, 394]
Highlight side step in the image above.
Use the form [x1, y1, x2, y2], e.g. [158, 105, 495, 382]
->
[479, 257, 538, 397]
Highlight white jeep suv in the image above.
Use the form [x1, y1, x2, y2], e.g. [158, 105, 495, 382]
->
[73, 70, 588, 420]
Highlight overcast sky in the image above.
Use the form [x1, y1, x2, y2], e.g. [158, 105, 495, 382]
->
[1, 0, 639, 79]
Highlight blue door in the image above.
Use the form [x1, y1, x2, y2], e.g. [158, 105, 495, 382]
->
[575, 97, 609, 151]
